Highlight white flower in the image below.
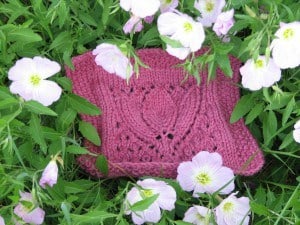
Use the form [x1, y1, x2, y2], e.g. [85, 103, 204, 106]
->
[120, 0, 160, 18]
[240, 55, 281, 91]
[125, 178, 176, 225]
[271, 21, 300, 69]
[194, 0, 225, 27]
[0, 216, 5, 225]
[215, 193, 250, 225]
[177, 151, 235, 197]
[183, 206, 213, 225]
[213, 9, 235, 36]
[157, 11, 205, 58]
[92, 43, 133, 79]
[8, 57, 62, 106]
[39, 159, 59, 188]
[14, 191, 45, 225]
[166, 45, 191, 60]
[123, 15, 143, 34]
[293, 120, 300, 143]
[160, 0, 179, 13]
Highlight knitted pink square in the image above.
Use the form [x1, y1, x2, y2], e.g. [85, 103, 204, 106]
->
[66, 48, 264, 178]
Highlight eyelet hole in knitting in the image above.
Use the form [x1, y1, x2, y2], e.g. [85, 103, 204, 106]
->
[167, 133, 174, 139]
[149, 145, 155, 149]
[156, 135, 162, 140]
[213, 146, 218, 151]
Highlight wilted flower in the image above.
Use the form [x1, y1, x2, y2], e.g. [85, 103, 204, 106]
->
[293, 120, 300, 143]
[14, 191, 45, 225]
[194, 0, 225, 27]
[123, 15, 143, 34]
[240, 55, 281, 91]
[0, 216, 4, 225]
[8, 57, 62, 106]
[124, 178, 176, 225]
[271, 21, 300, 69]
[158, 11, 205, 59]
[177, 151, 235, 197]
[39, 159, 59, 188]
[215, 192, 250, 225]
[183, 205, 213, 225]
[120, 0, 160, 18]
[93, 43, 133, 79]
[213, 9, 235, 36]
[159, 0, 178, 13]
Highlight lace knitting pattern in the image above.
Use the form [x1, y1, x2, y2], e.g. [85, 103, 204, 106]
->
[66, 48, 264, 178]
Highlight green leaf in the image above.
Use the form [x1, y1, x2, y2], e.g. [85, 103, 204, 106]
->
[131, 194, 159, 212]
[216, 53, 233, 77]
[279, 132, 294, 150]
[7, 27, 42, 44]
[95, 155, 108, 175]
[55, 77, 72, 92]
[250, 202, 270, 216]
[57, 108, 77, 131]
[230, 94, 255, 123]
[174, 221, 195, 225]
[66, 145, 90, 155]
[71, 211, 116, 224]
[0, 98, 19, 109]
[29, 114, 47, 154]
[25, 101, 57, 116]
[101, 0, 113, 26]
[245, 103, 264, 125]
[263, 111, 277, 144]
[78, 121, 101, 146]
[282, 97, 295, 126]
[61, 202, 72, 225]
[68, 94, 101, 115]
[159, 35, 183, 48]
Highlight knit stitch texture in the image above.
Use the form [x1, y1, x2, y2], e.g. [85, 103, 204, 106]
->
[66, 48, 264, 178]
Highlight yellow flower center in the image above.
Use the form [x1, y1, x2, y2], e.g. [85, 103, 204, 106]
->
[141, 189, 153, 198]
[206, 1, 214, 12]
[255, 59, 264, 68]
[196, 172, 211, 185]
[283, 28, 294, 39]
[196, 213, 206, 221]
[30, 74, 41, 86]
[184, 22, 193, 32]
[223, 202, 234, 212]
[165, 0, 172, 3]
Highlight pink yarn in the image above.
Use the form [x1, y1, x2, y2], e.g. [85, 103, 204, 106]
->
[66, 48, 264, 178]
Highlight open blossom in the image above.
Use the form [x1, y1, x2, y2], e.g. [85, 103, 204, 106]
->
[124, 178, 176, 225]
[213, 9, 235, 36]
[177, 151, 235, 197]
[0, 216, 4, 225]
[293, 120, 300, 143]
[39, 159, 58, 188]
[166, 45, 191, 60]
[215, 193, 250, 225]
[240, 55, 281, 91]
[120, 0, 160, 18]
[14, 191, 45, 225]
[183, 206, 213, 225]
[8, 57, 62, 106]
[160, 0, 178, 13]
[158, 11, 205, 59]
[93, 43, 133, 79]
[271, 21, 300, 69]
[194, 0, 225, 27]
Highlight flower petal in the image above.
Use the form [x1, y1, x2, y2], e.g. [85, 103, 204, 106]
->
[33, 56, 61, 79]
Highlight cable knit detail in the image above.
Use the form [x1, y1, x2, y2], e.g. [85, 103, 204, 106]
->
[66, 48, 264, 178]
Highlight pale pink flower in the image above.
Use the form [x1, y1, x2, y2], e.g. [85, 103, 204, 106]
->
[293, 120, 300, 143]
[177, 151, 235, 197]
[213, 9, 235, 36]
[92, 43, 133, 79]
[158, 11, 205, 59]
[194, 0, 225, 27]
[271, 21, 300, 69]
[125, 178, 176, 225]
[240, 55, 281, 91]
[183, 206, 213, 225]
[123, 15, 143, 34]
[215, 193, 250, 225]
[166, 45, 191, 60]
[120, 0, 160, 18]
[144, 16, 155, 24]
[8, 57, 62, 106]
[0, 216, 5, 225]
[14, 191, 45, 225]
[160, 0, 179, 13]
[39, 159, 58, 188]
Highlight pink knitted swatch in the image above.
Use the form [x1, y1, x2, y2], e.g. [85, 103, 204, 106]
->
[66, 48, 264, 178]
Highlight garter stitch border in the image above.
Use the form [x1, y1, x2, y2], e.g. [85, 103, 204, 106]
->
[66, 48, 264, 178]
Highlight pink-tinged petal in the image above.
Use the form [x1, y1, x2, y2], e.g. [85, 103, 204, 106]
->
[293, 128, 300, 143]
[32, 56, 61, 79]
[213, 9, 235, 36]
[144, 16, 154, 24]
[0, 216, 4, 225]
[294, 120, 300, 129]
[166, 45, 191, 60]
[120, 0, 132, 11]
[157, 12, 182, 36]
[183, 205, 213, 225]
[39, 160, 59, 188]
[131, 211, 146, 225]
[160, 0, 179, 13]
[192, 151, 222, 169]
[8, 58, 36, 81]
[9, 80, 33, 101]
[123, 16, 143, 34]
[212, 167, 235, 194]
[142, 203, 161, 224]
[31, 80, 62, 106]
[177, 161, 197, 191]
[130, 0, 160, 18]
[22, 207, 45, 225]
[19, 191, 34, 202]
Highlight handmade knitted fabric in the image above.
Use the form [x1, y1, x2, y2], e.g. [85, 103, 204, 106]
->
[66, 48, 264, 178]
